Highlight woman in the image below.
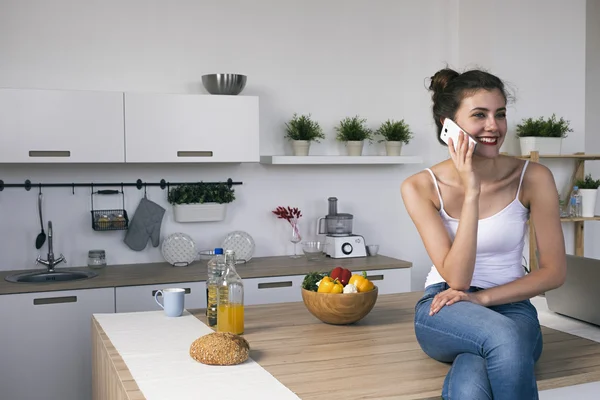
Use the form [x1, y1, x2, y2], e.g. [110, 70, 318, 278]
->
[401, 68, 566, 399]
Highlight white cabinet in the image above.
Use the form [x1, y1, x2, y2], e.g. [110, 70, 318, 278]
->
[115, 281, 206, 313]
[363, 268, 411, 294]
[243, 268, 411, 305]
[123, 93, 259, 163]
[0, 288, 115, 400]
[0, 89, 125, 163]
[244, 274, 306, 305]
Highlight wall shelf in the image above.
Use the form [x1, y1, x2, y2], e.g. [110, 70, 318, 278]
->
[259, 155, 423, 165]
[519, 151, 600, 271]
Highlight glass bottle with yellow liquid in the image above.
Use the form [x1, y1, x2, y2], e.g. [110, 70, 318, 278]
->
[217, 250, 244, 335]
[206, 248, 225, 327]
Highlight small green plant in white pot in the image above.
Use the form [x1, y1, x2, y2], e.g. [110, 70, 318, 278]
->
[375, 119, 413, 156]
[516, 114, 572, 156]
[284, 113, 325, 156]
[167, 182, 235, 222]
[335, 116, 373, 156]
[574, 174, 600, 217]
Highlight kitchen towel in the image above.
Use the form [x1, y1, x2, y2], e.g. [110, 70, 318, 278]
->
[124, 197, 165, 251]
[93, 311, 301, 400]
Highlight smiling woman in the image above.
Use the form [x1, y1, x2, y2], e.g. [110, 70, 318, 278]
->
[400, 67, 567, 399]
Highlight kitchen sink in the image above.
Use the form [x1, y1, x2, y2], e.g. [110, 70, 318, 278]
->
[5, 270, 98, 283]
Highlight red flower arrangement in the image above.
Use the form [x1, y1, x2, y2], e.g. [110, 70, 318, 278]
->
[272, 206, 302, 223]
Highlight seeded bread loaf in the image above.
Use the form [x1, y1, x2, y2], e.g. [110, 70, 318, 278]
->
[189, 332, 250, 366]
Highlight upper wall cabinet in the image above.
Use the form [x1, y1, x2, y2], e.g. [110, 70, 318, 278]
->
[123, 93, 259, 163]
[0, 89, 125, 163]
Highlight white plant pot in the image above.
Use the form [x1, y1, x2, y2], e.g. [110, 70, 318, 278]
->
[519, 137, 562, 156]
[579, 188, 598, 217]
[173, 203, 227, 223]
[292, 140, 310, 156]
[345, 140, 364, 156]
[385, 141, 403, 156]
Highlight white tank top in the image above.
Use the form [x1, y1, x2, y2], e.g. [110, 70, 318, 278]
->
[423, 161, 530, 289]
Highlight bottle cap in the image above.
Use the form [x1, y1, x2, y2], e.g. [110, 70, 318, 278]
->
[214, 248, 223, 255]
[574, 186, 579, 190]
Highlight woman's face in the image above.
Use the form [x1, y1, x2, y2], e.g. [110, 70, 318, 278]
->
[453, 88, 507, 159]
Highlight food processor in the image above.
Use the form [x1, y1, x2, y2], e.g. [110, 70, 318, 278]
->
[316, 197, 367, 259]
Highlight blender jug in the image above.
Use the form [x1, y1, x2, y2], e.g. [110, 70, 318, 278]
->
[316, 197, 354, 236]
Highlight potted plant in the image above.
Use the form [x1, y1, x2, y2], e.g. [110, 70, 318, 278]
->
[335, 115, 373, 156]
[574, 174, 600, 217]
[284, 113, 325, 156]
[167, 182, 235, 222]
[515, 113, 572, 156]
[375, 119, 413, 156]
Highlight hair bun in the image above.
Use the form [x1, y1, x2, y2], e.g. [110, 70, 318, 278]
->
[429, 68, 460, 95]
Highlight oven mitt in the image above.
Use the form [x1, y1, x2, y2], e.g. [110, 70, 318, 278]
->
[124, 197, 166, 251]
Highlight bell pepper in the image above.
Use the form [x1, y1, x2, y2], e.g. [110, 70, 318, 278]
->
[348, 271, 375, 292]
[317, 276, 344, 294]
[330, 266, 352, 286]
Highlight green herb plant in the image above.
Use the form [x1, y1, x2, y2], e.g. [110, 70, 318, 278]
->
[167, 182, 235, 205]
[284, 113, 325, 142]
[335, 115, 373, 142]
[515, 114, 573, 138]
[375, 119, 413, 144]
[575, 174, 600, 190]
[302, 271, 328, 292]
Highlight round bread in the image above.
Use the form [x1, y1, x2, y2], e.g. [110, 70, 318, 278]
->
[189, 332, 250, 366]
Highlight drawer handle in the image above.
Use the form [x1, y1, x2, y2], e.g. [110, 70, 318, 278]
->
[366, 274, 384, 281]
[29, 150, 71, 158]
[177, 151, 213, 157]
[34, 296, 77, 305]
[258, 281, 293, 289]
[152, 288, 191, 296]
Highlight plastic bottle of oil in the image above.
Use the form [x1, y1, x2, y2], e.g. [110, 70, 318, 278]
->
[206, 248, 225, 327]
[217, 250, 244, 334]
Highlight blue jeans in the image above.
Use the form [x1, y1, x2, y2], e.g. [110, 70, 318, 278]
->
[414, 282, 543, 400]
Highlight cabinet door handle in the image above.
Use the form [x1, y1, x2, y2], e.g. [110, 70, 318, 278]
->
[33, 296, 77, 305]
[366, 274, 384, 281]
[29, 150, 71, 158]
[177, 151, 213, 157]
[152, 288, 191, 296]
[258, 281, 293, 289]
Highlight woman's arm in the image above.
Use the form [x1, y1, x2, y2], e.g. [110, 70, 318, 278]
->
[402, 134, 481, 290]
[401, 176, 479, 290]
[475, 163, 567, 306]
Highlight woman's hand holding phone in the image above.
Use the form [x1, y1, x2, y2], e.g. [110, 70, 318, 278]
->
[448, 132, 480, 195]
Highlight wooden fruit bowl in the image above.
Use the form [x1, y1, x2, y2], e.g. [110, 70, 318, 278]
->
[301, 286, 378, 325]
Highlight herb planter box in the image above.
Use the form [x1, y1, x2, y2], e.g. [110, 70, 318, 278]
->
[172, 203, 227, 223]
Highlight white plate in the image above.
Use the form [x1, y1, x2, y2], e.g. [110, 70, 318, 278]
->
[222, 231, 255, 263]
[161, 233, 197, 267]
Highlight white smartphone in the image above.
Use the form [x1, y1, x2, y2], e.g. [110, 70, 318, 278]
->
[440, 118, 477, 151]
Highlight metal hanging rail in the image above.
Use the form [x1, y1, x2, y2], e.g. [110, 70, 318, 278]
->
[0, 178, 242, 193]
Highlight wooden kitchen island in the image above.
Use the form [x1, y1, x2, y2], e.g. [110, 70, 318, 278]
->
[92, 292, 600, 400]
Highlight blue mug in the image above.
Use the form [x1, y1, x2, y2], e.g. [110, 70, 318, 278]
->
[154, 288, 185, 317]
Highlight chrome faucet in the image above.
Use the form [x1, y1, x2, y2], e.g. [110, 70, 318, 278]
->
[36, 221, 66, 272]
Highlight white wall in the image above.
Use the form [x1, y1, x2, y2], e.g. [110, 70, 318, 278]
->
[585, 0, 600, 257]
[0, 0, 591, 289]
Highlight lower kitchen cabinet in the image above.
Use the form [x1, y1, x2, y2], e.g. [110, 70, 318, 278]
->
[0, 288, 115, 400]
[243, 268, 411, 305]
[115, 281, 206, 313]
[244, 274, 306, 305]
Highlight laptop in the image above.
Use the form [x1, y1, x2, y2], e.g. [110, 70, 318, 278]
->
[545, 254, 600, 327]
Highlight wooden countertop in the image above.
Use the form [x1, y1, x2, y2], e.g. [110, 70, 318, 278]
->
[0, 254, 411, 295]
[93, 291, 600, 400]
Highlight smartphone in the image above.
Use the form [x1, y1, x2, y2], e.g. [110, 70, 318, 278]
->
[440, 118, 477, 151]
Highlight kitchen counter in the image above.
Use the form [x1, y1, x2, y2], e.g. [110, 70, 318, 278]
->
[0, 254, 411, 295]
[92, 291, 600, 400]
